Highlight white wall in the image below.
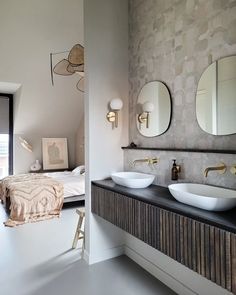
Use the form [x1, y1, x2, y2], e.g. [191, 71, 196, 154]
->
[84, 0, 129, 264]
[0, 0, 84, 172]
[75, 116, 85, 165]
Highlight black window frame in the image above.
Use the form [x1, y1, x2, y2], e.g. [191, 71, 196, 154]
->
[0, 93, 13, 175]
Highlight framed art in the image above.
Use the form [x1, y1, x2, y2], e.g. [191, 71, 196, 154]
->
[42, 138, 68, 170]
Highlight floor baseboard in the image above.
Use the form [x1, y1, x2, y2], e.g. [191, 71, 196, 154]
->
[124, 245, 197, 295]
[84, 245, 125, 265]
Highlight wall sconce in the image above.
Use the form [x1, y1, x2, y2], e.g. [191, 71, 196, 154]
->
[106, 98, 123, 128]
[19, 137, 33, 152]
[138, 101, 154, 128]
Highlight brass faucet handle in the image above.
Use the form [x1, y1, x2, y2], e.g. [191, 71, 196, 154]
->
[230, 165, 236, 175]
[149, 157, 159, 165]
[176, 165, 181, 173]
[218, 162, 227, 174]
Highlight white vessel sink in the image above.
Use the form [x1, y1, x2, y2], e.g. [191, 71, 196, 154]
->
[111, 172, 155, 189]
[168, 183, 236, 211]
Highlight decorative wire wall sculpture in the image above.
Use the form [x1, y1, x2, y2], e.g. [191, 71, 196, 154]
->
[50, 44, 84, 92]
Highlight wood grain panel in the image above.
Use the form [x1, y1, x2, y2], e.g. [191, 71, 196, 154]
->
[176, 214, 181, 264]
[192, 220, 197, 272]
[220, 230, 226, 289]
[169, 212, 173, 259]
[232, 234, 236, 294]
[91, 185, 236, 293]
[187, 218, 192, 269]
[184, 217, 189, 268]
[200, 223, 205, 277]
[196, 222, 201, 275]
[204, 224, 210, 280]
[180, 215, 184, 265]
[226, 232, 232, 292]
[215, 228, 221, 286]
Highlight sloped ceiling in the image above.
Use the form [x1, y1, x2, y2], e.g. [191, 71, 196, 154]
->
[0, 0, 84, 171]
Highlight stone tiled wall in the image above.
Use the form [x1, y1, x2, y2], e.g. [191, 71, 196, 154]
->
[126, 0, 236, 188]
[124, 149, 236, 189]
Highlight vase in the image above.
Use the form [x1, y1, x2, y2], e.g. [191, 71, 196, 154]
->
[30, 160, 41, 172]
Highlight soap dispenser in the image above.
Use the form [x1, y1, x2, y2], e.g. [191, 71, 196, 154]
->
[171, 159, 179, 181]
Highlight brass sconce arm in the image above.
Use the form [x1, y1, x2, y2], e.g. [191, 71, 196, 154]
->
[138, 101, 154, 129]
[106, 98, 123, 129]
[138, 112, 150, 128]
[106, 111, 118, 128]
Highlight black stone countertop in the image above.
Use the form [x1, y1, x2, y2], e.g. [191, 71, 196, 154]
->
[92, 179, 236, 234]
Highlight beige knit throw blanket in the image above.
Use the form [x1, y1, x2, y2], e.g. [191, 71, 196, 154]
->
[0, 174, 64, 227]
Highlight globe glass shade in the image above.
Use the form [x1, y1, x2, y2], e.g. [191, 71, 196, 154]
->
[110, 98, 123, 111]
[142, 101, 154, 113]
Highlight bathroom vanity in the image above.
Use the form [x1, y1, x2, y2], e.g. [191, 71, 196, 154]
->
[91, 180, 236, 294]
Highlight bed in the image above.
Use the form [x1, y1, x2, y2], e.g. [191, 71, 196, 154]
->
[44, 170, 85, 203]
[0, 166, 85, 226]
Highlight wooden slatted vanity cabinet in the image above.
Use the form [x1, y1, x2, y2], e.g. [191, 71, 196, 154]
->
[92, 180, 236, 294]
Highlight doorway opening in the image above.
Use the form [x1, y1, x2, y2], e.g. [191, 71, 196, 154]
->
[0, 93, 13, 178]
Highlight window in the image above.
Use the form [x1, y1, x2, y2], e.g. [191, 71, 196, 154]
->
[0, 94, 13, 178]
[0, 134, 9, 178]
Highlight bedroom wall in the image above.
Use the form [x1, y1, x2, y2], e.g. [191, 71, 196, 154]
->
[0, 0, 84, 173]
[76, 116, 85, 165]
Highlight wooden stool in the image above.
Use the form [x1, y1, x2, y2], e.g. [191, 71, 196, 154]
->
[72, 208, 85, 250]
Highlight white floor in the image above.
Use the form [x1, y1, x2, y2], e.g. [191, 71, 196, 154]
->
[0, 203, 176, 295]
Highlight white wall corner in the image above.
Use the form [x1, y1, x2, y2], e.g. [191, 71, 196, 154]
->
[85, 245, 125, 265]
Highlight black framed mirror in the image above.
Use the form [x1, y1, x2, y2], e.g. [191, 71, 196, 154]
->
[136, 81, 171, 137]
[196, 56, 236, 136]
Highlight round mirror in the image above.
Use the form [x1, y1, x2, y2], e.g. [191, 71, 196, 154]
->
[136, 81, 171, 137]
[196, 56, 236, 135]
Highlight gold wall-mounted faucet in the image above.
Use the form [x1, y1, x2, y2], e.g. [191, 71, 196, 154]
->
[133, 157, 159, 166]
[230, 165, 236, 175]
[204, 162, 227, 177]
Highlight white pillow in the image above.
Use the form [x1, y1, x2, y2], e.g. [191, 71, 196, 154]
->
[72, 165, 85, 175]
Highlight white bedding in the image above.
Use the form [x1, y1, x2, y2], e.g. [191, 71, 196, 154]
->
[44, 171, 85, 199]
